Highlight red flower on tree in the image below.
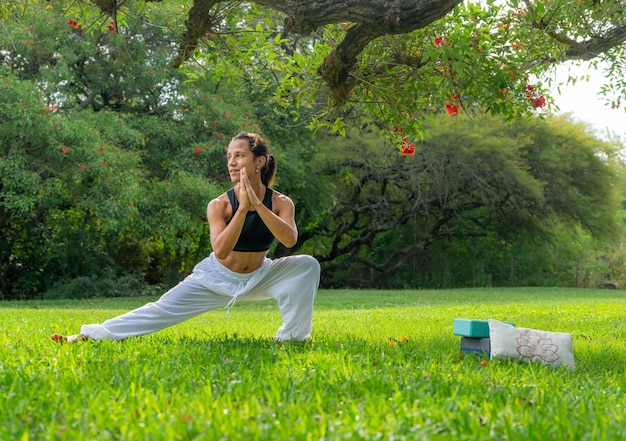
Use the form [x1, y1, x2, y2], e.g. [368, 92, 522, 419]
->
[445, 93, 460, 115]
[530, 95, 546, 109]
[511, 41, 526, 51]
[432, 35, 447, 48]
[60, 147, 70, 154]
[445, 101, 460, 116]
[105, 21, 115, 33]
[194, 147, 203, 154]
[525, 84, 547, 110]
[399, 137, 415, 156]
[68, 19, 80, 29]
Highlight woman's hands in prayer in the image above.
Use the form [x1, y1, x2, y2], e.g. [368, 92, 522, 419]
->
[237, 167, 262, 211]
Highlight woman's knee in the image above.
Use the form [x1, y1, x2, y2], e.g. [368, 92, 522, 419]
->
[297, 254, 321, 280]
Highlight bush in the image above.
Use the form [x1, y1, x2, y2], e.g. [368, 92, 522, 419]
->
[44, 272, 151, 300]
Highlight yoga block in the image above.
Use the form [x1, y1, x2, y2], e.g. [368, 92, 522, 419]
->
[453, 318, 515, 338]
[460, 337, 491, 355]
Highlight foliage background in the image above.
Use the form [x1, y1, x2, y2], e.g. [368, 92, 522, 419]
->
[1, 1, 625, 300]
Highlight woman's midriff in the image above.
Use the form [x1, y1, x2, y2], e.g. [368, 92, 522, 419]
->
[217, 250, 268, 274]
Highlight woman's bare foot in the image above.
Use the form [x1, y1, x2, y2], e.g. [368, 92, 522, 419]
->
[51, 333, 88, 343]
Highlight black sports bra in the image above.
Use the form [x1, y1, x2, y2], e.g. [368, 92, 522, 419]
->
[226, 188, 276, 252]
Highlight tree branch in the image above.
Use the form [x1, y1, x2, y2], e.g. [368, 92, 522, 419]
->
[89, 0, 625, 104]
[170, 0, 462, 100]
[560, 25, 626, 61]
[171, 0, 220, 68]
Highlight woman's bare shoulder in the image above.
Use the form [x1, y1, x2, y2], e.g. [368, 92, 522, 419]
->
[270, 189, 293, 204]
[270, 189, 295, 213]
[207, 192, 232, 218]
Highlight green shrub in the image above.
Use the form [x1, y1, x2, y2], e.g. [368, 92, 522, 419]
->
[44, 272, 151, 299]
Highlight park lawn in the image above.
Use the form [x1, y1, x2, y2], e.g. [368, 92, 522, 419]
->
[1, 287, 624, 440]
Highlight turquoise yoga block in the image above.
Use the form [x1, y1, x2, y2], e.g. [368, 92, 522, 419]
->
[453, 318, 515, 338]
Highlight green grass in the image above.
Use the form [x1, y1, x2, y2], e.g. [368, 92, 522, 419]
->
[1, 287, 625, 440]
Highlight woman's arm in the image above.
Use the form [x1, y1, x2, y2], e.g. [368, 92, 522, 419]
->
[241, 168, 298, 248]
[207, 194, 247, 260]
[255, 191, 298, 248]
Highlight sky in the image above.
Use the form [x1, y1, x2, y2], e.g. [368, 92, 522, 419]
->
[551, 61, 625, 142]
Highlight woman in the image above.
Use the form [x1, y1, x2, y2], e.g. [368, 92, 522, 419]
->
[51, 132, 320, 342]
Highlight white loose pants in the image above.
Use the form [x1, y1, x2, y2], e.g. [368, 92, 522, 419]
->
[80, 253, 320, 341]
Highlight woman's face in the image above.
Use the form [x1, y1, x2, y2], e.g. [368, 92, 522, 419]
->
[226, 139, 258, 182]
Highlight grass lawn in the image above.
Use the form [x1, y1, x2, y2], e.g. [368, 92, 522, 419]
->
[1, 287, 625, 440]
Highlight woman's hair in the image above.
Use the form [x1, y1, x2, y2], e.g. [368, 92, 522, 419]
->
[231, 132, 276, 187]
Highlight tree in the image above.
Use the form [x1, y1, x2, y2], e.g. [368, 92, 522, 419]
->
[8, 0, 623, 146]
[303, 114, 621, 288]
[0, 9, 237, 298]
[0, 4, 330, 298]
[0, 70, 148, 298]
[2, 1, 623, 296]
